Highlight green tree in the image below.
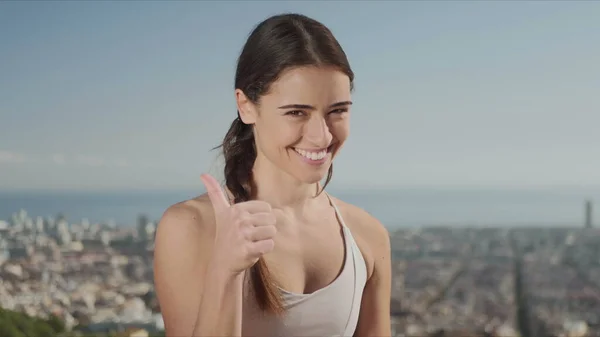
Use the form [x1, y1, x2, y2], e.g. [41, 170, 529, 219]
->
[0, 307, 65, 337]
[0, 315, 27, 337]
[45, 313, 67, 333]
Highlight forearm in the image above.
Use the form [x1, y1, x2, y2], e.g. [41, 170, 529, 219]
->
[192, 262, 245, 337]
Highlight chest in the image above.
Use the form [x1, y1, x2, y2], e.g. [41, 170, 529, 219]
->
[263, 210, 347, 295]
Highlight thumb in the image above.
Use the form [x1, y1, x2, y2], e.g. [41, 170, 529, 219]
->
[200, 174, 230, 213]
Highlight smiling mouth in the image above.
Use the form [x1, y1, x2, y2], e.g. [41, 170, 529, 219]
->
[292, 145, 334, 161]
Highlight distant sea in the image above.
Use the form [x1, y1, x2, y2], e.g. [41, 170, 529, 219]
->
[0, 187, 598, 229]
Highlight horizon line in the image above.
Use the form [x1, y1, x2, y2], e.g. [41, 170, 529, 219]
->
[2, 183, 600, 195]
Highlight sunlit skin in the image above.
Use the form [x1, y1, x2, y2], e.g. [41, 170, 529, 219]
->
[236, 66, 391, 335]
[153, 65, 391, 337]
[236, 66, 352, 210]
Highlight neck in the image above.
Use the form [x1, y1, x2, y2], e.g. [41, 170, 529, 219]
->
[251, 152, 322, 210]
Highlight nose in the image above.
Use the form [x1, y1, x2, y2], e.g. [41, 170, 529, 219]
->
[303, 115, 333, 147]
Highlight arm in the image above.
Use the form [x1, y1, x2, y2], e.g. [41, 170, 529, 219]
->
[354, 217, 392, 337]
[153, 202, 244, 337]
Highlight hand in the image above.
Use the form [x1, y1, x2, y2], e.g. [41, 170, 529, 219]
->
[200, 174, 277, 275]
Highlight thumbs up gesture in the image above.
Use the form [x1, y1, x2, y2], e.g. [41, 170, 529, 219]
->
[201, 174, 277, 275]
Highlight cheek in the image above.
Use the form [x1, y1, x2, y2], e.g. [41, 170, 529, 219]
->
[330, 119, 350, 142]
[257, 123, 300, 150]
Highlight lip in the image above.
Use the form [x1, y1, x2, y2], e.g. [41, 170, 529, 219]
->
[293, 146, 329, 152]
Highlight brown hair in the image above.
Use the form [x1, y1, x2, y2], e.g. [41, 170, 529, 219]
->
[219, 13, 354, 315]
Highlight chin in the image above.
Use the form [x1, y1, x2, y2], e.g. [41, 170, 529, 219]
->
[301, 171, 328, 184]
[292, 164, 331, 185]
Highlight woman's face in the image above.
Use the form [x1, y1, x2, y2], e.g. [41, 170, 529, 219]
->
[238, 66, 352, 184]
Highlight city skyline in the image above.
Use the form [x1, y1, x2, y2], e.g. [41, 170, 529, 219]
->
[2, 1, 600, 191]
[2, 207, 600, 336]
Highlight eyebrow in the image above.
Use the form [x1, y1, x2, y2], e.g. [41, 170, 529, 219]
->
[277, 101, 353, 110]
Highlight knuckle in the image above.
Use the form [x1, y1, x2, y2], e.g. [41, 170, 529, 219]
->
[241, 217, 252, 227]
[265, 239, 275, 252]
[248, 243, 260, 257]
[239, 227, 251, 241]
[259, 201, 272, 212]
[241, 243, 251, 257]
[236, 213, 251, 227]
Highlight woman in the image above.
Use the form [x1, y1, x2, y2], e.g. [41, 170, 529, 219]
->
[153, 13, 391, 337]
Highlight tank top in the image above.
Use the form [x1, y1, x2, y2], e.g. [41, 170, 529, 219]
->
[241, 194, 368, 336]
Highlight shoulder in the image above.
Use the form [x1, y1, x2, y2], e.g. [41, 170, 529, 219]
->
[330, 196, 393, 335]
[152, 194, 220, 335]
[153, 193, 217, 291]
[328, 195, 390, 247]
[154, 194, 216, 251]
[327, 194, 391, 277]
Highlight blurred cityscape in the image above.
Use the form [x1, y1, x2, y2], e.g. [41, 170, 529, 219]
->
[0, 201, 598, 337]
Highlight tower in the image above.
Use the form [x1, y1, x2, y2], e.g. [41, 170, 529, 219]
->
[137, 214, 149, 240]
[585, 200, 593, 228]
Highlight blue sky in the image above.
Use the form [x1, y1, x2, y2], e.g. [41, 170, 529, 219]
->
[1, 1, 599, 191]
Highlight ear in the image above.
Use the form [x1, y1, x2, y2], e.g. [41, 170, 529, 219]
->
[235, 89, 258, 124]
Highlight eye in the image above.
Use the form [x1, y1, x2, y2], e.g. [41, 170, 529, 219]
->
[285, 110, 306, 117]
[329, 108, 349, 115]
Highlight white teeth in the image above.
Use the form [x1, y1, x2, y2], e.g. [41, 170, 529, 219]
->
[294, 148, 327, 161]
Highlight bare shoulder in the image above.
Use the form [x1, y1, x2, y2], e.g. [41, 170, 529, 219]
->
[329, 197, 393, 335]
[156, 194, 214, 236]
[153, 193, 217, 335]
[153, 193, 217, 270]
[327, 195, 391, 278]
[328, 195, 390, 247]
